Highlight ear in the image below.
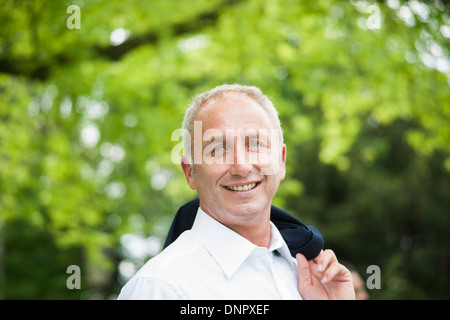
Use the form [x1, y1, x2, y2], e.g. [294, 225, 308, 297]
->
[280, 144, 287, 181]
[181, 156, 196, 190]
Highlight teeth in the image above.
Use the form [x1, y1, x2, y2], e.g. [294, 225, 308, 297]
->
[226, 183, 257, 191]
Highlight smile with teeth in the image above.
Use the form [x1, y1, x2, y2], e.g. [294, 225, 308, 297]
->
[225, 182, 259, 192]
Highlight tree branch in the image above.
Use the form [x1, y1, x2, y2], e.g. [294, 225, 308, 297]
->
[0, 0, 242, 80]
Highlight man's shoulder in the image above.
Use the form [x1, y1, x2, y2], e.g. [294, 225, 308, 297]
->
[118, 230, 221, 299]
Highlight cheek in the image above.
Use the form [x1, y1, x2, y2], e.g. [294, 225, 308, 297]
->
[192, 164, 225, 189]
[255, 152, 283, 176]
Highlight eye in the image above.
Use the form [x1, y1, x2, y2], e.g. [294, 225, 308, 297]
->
[212, 145, 225, 156]
[249, 141, 260, 148]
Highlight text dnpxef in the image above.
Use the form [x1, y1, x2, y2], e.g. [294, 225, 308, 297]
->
[180, 304, 270, 317]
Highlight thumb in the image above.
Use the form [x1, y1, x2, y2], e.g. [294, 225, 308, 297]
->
[296, 253, 312, 293]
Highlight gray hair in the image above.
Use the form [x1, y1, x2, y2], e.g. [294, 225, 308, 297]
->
[182, 84, 284, 164]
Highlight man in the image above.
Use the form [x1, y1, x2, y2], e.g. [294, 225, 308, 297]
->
[118, 84, 355, 299]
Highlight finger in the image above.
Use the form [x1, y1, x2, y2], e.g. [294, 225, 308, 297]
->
[321, 262, 351, 285]
[296, 253, 312, 291]
[313, 249, 323, 264]
[315, 249, 337, 274]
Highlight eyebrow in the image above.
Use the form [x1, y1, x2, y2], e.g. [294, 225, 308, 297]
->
[200, 129, 272, 148]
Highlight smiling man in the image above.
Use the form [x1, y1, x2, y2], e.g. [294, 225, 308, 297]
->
[118, 84, 355, 300]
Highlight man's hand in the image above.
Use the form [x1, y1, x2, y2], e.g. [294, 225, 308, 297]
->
[296, 250, 355, 300]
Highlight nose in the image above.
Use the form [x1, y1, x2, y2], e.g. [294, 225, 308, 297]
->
[229, 141, 252, 177]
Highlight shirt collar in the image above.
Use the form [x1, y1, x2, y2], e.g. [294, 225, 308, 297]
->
[191, 207, 294, 279]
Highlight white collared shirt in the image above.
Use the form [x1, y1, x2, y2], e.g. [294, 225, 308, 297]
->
[117, 208, 302, 300]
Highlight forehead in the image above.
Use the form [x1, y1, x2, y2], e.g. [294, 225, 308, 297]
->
[195, 93, 274, 131]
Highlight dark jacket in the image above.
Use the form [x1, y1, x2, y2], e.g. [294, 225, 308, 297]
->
[163, 198, 324, 260]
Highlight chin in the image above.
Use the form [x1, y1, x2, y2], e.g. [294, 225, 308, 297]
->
[224, 201, 267, 220]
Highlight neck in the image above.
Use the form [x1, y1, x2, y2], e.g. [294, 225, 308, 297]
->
[201, 205, 272, 248]
[230, 220, 271, 248]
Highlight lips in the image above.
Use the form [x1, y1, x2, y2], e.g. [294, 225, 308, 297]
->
[223, 182, 260, 192]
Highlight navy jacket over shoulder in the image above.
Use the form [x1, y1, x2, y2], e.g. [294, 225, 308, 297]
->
[163, 198, 324, 260]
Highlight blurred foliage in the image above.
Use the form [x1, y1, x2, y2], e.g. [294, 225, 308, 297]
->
[0, 0, 449, 299]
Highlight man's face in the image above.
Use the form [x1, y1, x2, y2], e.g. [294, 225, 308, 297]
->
[181, 93, 286, 229]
